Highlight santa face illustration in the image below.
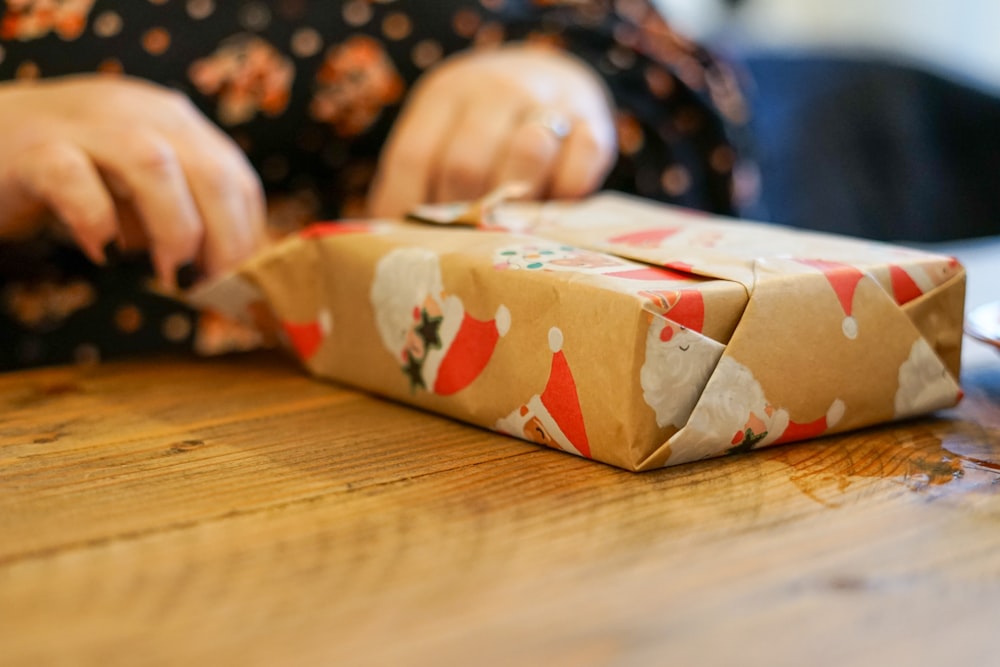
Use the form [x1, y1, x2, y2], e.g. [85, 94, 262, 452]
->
[495, 243, 626, 272]
[494, 241, 700, 298]
[495, 327, 590, 459]
[606, 227, 681, 248]
[670, 356, 845, 464]
[371, 247, 509, 395]
[640, 316, 724, 429]
[502, 404, 564, 451]
[884, 257, 962, 306]
[895, 338, 961, 419]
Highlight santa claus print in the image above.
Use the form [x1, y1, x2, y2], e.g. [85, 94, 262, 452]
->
[792, 258, 866, 340]
[281, 308, 333, 362]
[670, 356, 845, 464]
[764, 256, 961, 341]
[883, 257, 962, 306]
[494, 241, 700, 293]
[895, 338, 962, 419]
[604, 226, 728, 252]
[494, 242, 624, 273]
[640, 314, 724, 429]
[370, 247, 510, 395]
[606, 227, 681, 248]
[298, 221, 373, 240]
[495, 327, 591, 459]
[639, 287, 705, 332]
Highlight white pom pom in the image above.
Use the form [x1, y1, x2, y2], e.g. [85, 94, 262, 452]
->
[827, 398, 846, 428]
[495, 304, 511, 337]
[318, 308, 333, 335]
[548, 326, 563, 353]
[842, 316, 858, 340]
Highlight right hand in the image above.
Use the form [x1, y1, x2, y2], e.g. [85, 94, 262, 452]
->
[367, 44, 618, 219]
[0, 74, 267, 288]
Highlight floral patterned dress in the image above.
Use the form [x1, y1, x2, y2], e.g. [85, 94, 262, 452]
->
[0, 0, 750, 370]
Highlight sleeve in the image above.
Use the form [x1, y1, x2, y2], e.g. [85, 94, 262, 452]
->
[486, 0, 753, 215]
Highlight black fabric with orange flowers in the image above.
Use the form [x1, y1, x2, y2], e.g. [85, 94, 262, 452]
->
[0, 0, 750, 370]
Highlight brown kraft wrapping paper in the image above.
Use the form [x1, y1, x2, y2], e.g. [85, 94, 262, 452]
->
[190, 193, 965, 471]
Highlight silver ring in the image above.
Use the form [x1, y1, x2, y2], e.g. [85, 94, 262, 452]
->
[525, 109, 572, 140]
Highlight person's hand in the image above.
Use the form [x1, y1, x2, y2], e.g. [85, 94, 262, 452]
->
[0, 74, 267, 289]
[367, 44, 617, 218]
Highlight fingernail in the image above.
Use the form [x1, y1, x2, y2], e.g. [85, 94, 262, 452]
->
[103, 241, 122, 266]
[175, 262, 200, 290]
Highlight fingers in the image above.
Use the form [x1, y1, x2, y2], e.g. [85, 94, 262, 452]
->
[174, 92, 269, 276]
[19, 131, 264, 289]
[0, 77, 267, 289]
[490, 110, 569, 200]
[86, 121, 266, 287]
[549, 114, 617, 199]
[84, 130, 203, 290]
[483, 106, 617, 201]
[372, 98, 595, 215]
[430, 100, 521, 203]
[12, 140, 118, 264]
[369, 44, 619, 214]
[367, 86, 456, 219]
[182, 137, 268, 277]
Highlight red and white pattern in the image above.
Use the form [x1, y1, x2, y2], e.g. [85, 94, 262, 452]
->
[281, 308, 332, 362]
[496, 327, 591, 458]
[371, 247, 509, 395]
[894, 338, 962, 418]
[493, 241, 702, 307]
[640, 315, 724, 429]
[668, 356, 845, 464]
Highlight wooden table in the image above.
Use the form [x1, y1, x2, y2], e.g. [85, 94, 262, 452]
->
[2, 334, 999, 666]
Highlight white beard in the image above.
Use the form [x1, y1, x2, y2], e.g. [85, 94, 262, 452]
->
[494, 395, 585, 458]
[895, 338, 960, 418]
[640, 316, 725, 429]
[419, 295, 464, 391]
[370, 247, 445, 355]
[667, 357, 790, 464]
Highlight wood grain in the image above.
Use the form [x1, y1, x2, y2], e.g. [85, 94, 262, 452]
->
[2, 348, 999, 667]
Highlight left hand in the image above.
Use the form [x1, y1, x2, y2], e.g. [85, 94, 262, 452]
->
[367, 44, 617, 218]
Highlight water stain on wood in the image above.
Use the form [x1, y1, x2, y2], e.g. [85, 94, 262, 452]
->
[760, 422, 999, 506]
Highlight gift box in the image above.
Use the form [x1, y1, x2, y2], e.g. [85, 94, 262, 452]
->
[190, 193, 965, 471]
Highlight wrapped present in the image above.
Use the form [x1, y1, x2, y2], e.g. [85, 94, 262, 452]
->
[189, 193, 965, 471]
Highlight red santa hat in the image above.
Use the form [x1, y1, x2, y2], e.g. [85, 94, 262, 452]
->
[607, 227, 680, 248]
[299, 221, 371, 239]
[797, 259, 865, 340]
[432, 305, 511, 395]
[604, 265, 697, 283]
[526, 328, 591, 458]
[888, 264, 925, 305]
[639, 289, 705, 334]
[281, 308, 333, 361]
[773, 399, 845, 445]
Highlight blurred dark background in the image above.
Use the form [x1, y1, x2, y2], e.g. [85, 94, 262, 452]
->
[658, 0, 1000, 242]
